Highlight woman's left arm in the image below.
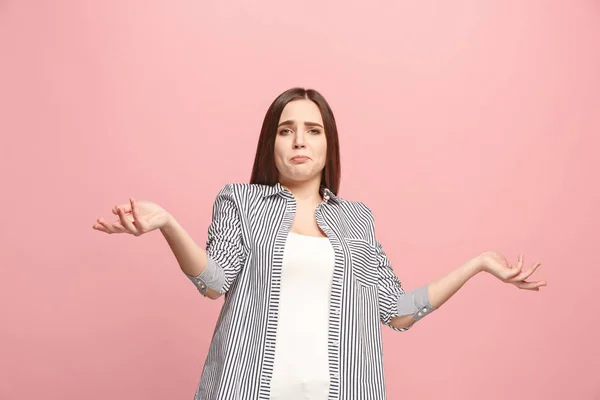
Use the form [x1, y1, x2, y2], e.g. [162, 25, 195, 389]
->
[390, 252, 547, 329]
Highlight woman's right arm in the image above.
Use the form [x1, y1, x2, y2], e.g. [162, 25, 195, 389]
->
[160, 216, 223, 300]
[158, 183, 248, 300]
[94, 183, 246, 301]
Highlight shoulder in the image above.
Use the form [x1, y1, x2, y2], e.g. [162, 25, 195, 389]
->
[213, 182, 275, 203]
[210, 183, 270, 218]
[330, 196, 377, 241]
[332, 195, 375, 225]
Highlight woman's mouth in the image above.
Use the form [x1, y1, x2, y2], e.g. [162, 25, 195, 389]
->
[290, 156, 310, 163]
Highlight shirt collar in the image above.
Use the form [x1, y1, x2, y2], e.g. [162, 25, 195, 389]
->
[262, 182, 339, 204]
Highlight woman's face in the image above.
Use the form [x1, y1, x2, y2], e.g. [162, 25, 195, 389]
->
[274, 99, 327, 185]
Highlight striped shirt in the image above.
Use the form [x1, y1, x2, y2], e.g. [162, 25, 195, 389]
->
[187, 182, 434, 399]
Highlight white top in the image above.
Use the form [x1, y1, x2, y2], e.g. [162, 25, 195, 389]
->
[270, 232, 335, 400]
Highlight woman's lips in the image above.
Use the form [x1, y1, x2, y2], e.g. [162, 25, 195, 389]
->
[290, 156, 310, 163]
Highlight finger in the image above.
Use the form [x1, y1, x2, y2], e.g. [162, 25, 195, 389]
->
[486, 258, 519, 281]
[129, 198, 149, 232]
[500, 260, 522, 280]
[514, 280, 546, 290]
[512, 254, 523, 272]
[99, 217, 128, 233]
[505, 269, 521, 280]
[93, 222, 111, 234]
[508, 261, 541, 282]
[514, 283, 540, 291]
[117, 206, 139, 235]
[112, 202, 132, 215]
[503, 257, 523, 280]
[130, 198, 140, 220]
[516, 254, 523, 270]
[97, 217, 122, 234]
[519, 262, 542, 281]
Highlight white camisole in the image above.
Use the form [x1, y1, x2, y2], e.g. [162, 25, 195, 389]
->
[270, 232, 335, 399]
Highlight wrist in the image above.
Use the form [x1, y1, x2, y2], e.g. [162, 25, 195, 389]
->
[161, 213, 177, 232]
[467, 255, 486, 275]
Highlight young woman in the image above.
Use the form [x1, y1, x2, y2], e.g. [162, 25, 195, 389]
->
[93, 88, 546, 400]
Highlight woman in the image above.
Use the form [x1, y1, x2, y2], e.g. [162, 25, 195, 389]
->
[93, 88, 546, 399]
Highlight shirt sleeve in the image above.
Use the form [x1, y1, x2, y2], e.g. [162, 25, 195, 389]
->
[360, 202, 435, 332]
[186, 183, 248, 296]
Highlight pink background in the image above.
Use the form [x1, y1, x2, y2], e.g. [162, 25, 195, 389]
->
[1, 1, 599, 399]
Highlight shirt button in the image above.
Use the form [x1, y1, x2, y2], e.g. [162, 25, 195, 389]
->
[331, 372, 339, 379]
[333, 308, 340, 315]
[422, 308, 428, 312]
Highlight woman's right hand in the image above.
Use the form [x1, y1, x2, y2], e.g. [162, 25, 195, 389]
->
[92, 198, 172, 236]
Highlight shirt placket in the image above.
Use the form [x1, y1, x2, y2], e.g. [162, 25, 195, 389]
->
[259, 193, 296, 399]
[316, 198, 344, 400]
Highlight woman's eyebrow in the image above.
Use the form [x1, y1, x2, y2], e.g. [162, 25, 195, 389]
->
[304, 121, 324, 128]
[277, 120, 323, 128]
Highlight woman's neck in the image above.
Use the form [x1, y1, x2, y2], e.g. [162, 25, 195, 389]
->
[280, 178, 322, 203]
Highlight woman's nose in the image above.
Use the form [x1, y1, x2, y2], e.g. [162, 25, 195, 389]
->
[293, 133, 306, 148]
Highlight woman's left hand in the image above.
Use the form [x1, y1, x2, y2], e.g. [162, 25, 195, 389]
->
[476, 251, 547, 291]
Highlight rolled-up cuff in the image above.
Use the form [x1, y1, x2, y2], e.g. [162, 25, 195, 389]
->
[396, 284, 435, 322]
[186, 257, 225, 296]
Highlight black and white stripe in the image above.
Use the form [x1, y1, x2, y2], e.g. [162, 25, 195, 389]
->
[191, 182, 417, 400]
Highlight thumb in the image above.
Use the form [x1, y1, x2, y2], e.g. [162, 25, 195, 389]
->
[504, 265, 522, 280]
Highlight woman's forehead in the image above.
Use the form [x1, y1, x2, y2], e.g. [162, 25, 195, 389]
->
[279, 99, 323, 124]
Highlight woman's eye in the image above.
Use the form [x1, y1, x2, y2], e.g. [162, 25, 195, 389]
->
[278, 129, 292, 135]
[309, 129, 322, 134]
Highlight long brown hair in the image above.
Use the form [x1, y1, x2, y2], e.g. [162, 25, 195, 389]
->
[249, 87, 341, 194]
